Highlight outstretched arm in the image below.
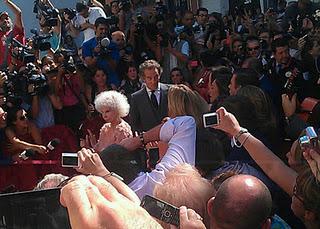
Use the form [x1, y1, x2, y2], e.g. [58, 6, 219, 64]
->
[213, 107, 298, 196]
[4, 0, 23, 29]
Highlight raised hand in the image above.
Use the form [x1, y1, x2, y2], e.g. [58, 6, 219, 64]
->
[76, 148, 108, 176]
[212, 107, 241, 136]
[60, 175, 162, 229]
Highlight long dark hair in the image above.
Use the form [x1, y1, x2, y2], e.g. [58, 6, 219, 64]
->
[6, 106, 23, 127]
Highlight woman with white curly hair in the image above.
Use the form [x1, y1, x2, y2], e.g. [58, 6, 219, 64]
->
[82, 91, 132, 152]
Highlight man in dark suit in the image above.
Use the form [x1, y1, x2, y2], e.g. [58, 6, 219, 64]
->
[130, 60, 169, 132]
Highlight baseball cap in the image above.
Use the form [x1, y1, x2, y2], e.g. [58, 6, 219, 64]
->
[0, 11, 9, 20]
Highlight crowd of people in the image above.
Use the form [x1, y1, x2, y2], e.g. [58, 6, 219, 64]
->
[0, 0, 320, 228]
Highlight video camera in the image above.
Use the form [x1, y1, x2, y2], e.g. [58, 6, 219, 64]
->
[119, 0, 131, 12]
[106, 15, 119, 32]
[135, 14, 145, 33]
[30, 29, 52, 51]
[3, 63, 48, 99]
[57, 49, 77, 73]
[10, 38, 36, 64]
[64, 8, 77, 21]
[33, 0, 59, 27]
[94, 34, 120, 60]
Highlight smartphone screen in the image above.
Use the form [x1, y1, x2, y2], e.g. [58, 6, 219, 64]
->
[203, 113, 219, 127]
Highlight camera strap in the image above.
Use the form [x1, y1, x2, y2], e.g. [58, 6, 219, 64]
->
[63, 74, 89, 106]
[0, 30, 14, 70]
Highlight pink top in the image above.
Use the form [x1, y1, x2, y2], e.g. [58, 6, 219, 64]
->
[0, 25, 25, 67]
[59, 74, 81, 107]
[94, 119, 133, 152]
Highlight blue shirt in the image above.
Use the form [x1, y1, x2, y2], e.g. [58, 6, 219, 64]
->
[34, 96, 55, 129]
[82, 37, 120, 86]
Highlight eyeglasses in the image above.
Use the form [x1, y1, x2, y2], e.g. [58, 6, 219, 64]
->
[248, 46, 260, 51]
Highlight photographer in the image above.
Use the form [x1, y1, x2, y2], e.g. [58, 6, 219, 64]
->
[193, 8, 209, 51]
[75, 2, 106, 44]
[82, 17, 121, 89]
[63, 8, 83, 49]
[54, 61, 87, 132]
[0, 0, 25, 70]
[35, 0, 61, 59]
[30, 68, 63, 129]
[159, 26, 191, 83]
[281, 0, 318, 35]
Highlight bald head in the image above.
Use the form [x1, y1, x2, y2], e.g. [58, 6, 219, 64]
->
[111, 30, 125, 48]
[209, 175, 272, 229]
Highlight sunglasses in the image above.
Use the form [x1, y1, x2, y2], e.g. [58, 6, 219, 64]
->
[248, 46, 260, 51]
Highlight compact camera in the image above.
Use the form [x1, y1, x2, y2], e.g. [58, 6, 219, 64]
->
[299, 126, 319, 150]
[203, 112, 219, 128]
[140, 195, 180, 226]
[61, 152, 79, 168]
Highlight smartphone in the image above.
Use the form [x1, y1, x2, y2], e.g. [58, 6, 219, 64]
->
[203, 112, 219, 128]
[0, 188, 71, 228]
[140, 195, 180, 226]
[61, 152, 79, 168]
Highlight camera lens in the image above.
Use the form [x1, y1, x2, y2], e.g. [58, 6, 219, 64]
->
[163, 209, 172, 218]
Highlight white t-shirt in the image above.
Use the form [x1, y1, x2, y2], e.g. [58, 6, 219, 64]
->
[75, 7, 106, 43]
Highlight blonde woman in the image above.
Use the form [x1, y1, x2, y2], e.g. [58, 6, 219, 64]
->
[168, 84, 209, 127]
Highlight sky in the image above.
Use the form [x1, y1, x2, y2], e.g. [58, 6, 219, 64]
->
[0, 0, 79, 37]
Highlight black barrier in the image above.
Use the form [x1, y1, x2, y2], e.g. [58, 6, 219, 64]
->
[0, 188, 70, 229]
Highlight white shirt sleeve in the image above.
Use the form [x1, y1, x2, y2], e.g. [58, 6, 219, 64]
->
[74, 14, 85, 27]
[89, 7, 106, 23]
[181, 41, 190, 57]
[128, 116, 196, 199]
